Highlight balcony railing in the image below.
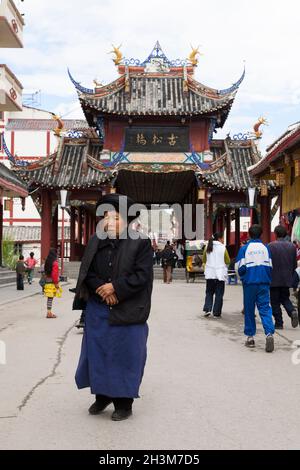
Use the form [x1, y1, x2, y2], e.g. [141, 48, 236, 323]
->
[0, 0, 24, 48]
[0, 64, 23, 111]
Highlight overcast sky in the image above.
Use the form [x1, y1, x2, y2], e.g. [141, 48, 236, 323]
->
[5, 0, 300, 150]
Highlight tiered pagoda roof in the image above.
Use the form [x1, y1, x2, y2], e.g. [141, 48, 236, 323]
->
[68, 42, 245, 127]
[14, 133, 114, 190]
[10, 43, 254, 196]
[12, 133, 260, 193]
[198, 139, 260, 191]
[0, 162, 28, 197]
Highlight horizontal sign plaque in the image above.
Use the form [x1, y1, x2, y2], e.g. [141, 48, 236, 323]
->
[125, 127, 189, 152]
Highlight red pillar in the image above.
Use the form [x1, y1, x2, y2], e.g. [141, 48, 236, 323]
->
[0, 197, 3, 266]
[234, 208, 240, 255]
[77, 207, 83, 245]
[70, 206, 76, 261]
[51, 205, 58, 252]
[41, 190, 52, 260]
[226, 208, 231, 246]
[260, 196, 271, 244]
[217, 211, 224, 233]
[83, 209, 90, 246]
[9, 198, 13, 226]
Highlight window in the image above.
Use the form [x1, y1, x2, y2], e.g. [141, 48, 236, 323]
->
[4, 199, 11, 212]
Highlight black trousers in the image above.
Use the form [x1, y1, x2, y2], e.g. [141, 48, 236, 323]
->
[96, 394, 133, 411]
[16, 274, 24, 290]
[203, 279, 225, 316]
[270, 286, 294, 327]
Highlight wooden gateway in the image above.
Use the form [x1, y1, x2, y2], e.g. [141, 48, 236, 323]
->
[10, 42, 270, 260]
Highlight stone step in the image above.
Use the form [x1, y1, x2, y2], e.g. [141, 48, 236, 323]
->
[63, 263, 199, 281]
[0, 275, 16, 286]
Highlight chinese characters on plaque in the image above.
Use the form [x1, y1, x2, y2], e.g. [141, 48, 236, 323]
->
[125, 127, 189, 152]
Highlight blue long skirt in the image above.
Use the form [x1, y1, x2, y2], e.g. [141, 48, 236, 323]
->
[75, 298, 149, 398]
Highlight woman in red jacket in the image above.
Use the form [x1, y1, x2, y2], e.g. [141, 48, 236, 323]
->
[44, 249, 61, 318]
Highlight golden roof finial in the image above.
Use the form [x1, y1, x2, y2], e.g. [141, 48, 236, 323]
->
[187, 45, 202, 66]
[109, 44, 124, 66]
[253, 116, 268, 139]
[51, 113, 64, 137]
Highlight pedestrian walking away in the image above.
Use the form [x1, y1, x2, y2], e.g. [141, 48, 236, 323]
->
[202, 232, 230, 318]
[235, 224, 275, 352]
[161, 241, 177, 284]
[268, 225, 299, 329]
[74, 194, 153, 421]
[16, 255, 26, 291]
[44, 249, 62, 319]
[25, 252, 37, 285]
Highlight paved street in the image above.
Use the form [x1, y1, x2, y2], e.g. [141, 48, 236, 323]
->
[0, 280, 300, 450]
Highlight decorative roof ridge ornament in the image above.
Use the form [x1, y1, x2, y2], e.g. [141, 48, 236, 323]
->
[1, 133, 29, 168]
[253, 116, 268, 139]
[121, 41, 190, 68]
[109, 44, 124, 66]
[51, 113, 64, 137]
[218, 64, 246, 95]
[67, 68, 94, 95]
[231, 116, 268, 142]
[187, 45, 202, 67]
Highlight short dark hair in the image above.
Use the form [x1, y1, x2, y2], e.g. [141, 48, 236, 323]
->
[248, 224, 262, 239]
[274, 225, 287, 239]
[19, 255, 24, 260]
[30, 252, 34, 257]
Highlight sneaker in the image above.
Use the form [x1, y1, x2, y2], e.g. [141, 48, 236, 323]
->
[111, 409, 133, 421]
[265, 334, 274, 353]
[203, 311, 211, 317]
[291, 311, 299, 328]
[245, 337, 255, 348]
[88, 398, 112, 415]
[213, 314, 222, 319]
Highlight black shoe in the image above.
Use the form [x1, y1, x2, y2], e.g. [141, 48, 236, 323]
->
[69, 287, 76, 293]
[75, 320, 85, 329]
[291, 311, 299, 328]
[88, 398, 112, 415]
[275, 324, 283, 330]
[245, 337, 255, 348]
[265, 334, 274, 353]
[111, 409, 132, 421]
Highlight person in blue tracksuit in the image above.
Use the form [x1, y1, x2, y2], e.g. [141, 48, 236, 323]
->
[235, 225, 275, 352]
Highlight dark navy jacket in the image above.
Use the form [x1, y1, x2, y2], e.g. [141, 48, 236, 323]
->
[268, 239, 297, 287]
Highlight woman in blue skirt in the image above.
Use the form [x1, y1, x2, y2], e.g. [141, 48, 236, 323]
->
[74, 194, 153, 421]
